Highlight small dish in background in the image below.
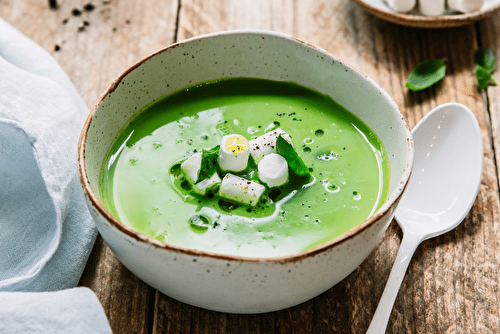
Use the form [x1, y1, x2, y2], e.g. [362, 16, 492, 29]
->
[351, 0, 500, 28]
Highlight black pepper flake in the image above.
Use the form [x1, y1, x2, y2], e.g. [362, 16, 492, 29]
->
[83, 3, 95, 12]
[49, 0, 58, 10]
[62, 18, 69, 24]
[54, 44, 60, 52]
[71, 8, 82, 16]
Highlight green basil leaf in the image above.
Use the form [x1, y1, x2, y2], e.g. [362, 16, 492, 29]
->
[476, 65, 493, 90]
[474, 48, 498, 90]
[405, 58, 447, 91]
[474, 47, 497, 72]
[275, 135, 310, 180]
[197, 145, 220, 183]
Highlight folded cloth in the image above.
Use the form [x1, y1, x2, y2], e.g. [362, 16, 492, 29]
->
[0, 288, 111, 334]
[0, 18, 111, 333]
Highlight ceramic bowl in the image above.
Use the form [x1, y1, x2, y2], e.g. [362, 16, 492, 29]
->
[78, 30, 413, 313]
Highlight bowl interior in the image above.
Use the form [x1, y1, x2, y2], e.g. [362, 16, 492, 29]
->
[81, 30, 412, 248]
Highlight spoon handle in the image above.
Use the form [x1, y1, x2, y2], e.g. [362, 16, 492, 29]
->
[366, 230, 425, 334]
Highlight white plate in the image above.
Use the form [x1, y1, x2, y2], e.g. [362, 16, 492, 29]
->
[351, 0, 500, 27]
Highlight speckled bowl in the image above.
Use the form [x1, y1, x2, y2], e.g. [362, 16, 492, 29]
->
[78, 30, 413, 313]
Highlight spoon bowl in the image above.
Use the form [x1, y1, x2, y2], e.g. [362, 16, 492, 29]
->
[367, 102, 483, 333]
[397, 102, 483, 238]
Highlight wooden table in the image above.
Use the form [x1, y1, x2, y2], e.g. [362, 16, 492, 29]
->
[3, 1, 500, 333]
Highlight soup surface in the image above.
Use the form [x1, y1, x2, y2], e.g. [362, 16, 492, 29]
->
[101, 78, 390, 257]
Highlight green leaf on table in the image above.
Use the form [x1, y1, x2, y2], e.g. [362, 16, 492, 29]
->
[474, 48, 498, 90]
[474, 47, 497, 72]
[475, 65, 496, 90]
[275, 135, 310, 180]
[405, 58, 447, 91]
[197, 145, 220, 183]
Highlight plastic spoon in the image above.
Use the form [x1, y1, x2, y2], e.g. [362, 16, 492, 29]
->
[366, 103, 483, 334]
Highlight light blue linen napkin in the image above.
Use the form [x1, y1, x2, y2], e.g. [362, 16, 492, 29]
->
[0, 289, 111, 333]
[0, 18, 111, 333]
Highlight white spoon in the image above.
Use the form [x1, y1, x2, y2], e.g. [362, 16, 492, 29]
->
[366, 102, 483, 334]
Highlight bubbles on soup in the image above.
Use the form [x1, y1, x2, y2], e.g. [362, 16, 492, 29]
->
[189, 215, 211, 234]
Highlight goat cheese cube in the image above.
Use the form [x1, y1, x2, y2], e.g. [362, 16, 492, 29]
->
[258, 153, 289, 187]
[180, 152, 221, 195]
[249, 128, 292, 163]
[219, 173, 265, 207]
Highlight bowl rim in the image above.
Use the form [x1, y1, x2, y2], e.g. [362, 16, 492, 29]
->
[78, 29, 414, 264]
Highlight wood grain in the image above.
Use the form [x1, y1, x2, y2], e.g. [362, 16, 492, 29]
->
[2, 0, 500, 332]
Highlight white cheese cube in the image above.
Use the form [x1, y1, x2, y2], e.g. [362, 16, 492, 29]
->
[193, 173, 221, 195]
[448, 0, 484, 13]
[258, 153, 289, 187]
[249, 128, 292, 163]
[180, 152, 221, 195]
[219, 173, 265, 207]
[384, 0, 416, 12]
[181, 152, 202, 184]
[419, 0, 445, 15]
[219, 134, 250, 172]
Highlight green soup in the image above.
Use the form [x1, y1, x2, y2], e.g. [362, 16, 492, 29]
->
[101, 78, 390, 257]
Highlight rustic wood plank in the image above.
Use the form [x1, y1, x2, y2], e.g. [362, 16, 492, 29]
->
[1, 1, 178, 333]
[1, 0, 178, 110]
[79, 234, 156, 333]
[296, 4, 499, 333]
[478, 10, 500, 334]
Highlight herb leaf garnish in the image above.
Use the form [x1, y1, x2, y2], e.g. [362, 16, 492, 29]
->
[474, 48, 498, 90]
[405, 58, 447, 91]
[276, 135, 310, 180]
[197, 145, 220, 183]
